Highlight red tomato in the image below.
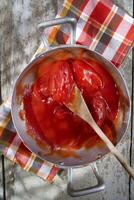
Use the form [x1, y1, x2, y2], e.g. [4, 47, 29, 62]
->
[90, 94, 107, 127]
[34, 61, 74, 103]
[71, 60, 103, 93]
[23, 57, 119, 157]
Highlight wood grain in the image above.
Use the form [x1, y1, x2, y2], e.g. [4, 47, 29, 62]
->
[0, 0, 133, 199]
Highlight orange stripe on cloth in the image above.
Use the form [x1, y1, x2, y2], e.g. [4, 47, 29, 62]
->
[26, 155, 59, 182]
[4, 135, 22, 160]
[36, 162, 58, 181]
[0, 99, 11, 136]
[0, 129, 15, 153]
[13, 142, 33, 168]
[23, 153, 36, 171]
[12, 141, 58, 182]
[46, 166, 59, 182]
[0, 0, 134, 183]
[0, 113, 11, 136]
[47, 0, 73, 44]
[89, 4, 118, 50]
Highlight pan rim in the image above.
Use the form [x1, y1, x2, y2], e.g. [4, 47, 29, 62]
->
[11, 44, 131, 169]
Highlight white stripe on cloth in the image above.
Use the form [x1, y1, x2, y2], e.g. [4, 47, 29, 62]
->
[77, 0, 99, 22]
[0, 102, 11, 120]
[0, 102, 11, 129]
[4, 135, 21, 160]
[6, 120, 16, 132]
[23, 154, 36, 171]
[114, 15, 133, 38]
[4, 98, 11, 108]
[110, 32, 132, 45]
[37, 163, 52, 179]
[124, 13, 134, 24]
[64, 0, 99, 43]
[102, 14, 133, 60]
[89, 4, 118, 50]
[76, 0, 99, 41]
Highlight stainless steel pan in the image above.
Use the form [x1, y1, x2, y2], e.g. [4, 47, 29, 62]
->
[11, 17, 130, 197]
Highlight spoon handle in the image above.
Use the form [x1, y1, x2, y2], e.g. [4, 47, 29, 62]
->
[66, 86, 134, 178]
[111, 148, 134, 178]
[92, 122, 134, 179]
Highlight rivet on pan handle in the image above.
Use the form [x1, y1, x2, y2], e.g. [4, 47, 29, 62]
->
[67, 163, 105, 197]
[38, 17, 77, 48]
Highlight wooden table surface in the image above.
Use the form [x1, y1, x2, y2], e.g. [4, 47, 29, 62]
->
[0, 0, 134, 200]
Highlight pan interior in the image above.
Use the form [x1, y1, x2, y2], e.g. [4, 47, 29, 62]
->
[11, 46, 130, 168]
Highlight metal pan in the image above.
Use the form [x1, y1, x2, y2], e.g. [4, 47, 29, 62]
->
[11, 17, 130, 197]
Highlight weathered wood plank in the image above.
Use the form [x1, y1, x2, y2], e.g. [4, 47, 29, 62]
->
[131, 48, 134, 200]
[113, 2, 134, 200]
[0, 0, 57, 100]
[0, 0, 133, 200]
[0, 0, 58, 199]
[0, 156, 3, 199]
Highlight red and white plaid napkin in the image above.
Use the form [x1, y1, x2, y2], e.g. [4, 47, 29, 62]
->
[0, 0, 134, 182]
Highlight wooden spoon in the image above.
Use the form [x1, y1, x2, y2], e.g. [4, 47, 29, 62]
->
[65, 85, 134, 179]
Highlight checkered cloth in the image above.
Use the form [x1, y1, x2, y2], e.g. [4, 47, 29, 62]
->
[0, 0, 134, 182]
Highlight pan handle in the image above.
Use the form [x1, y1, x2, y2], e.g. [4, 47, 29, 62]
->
[38, 17, 77, 48]
[67, 163, 105, 197]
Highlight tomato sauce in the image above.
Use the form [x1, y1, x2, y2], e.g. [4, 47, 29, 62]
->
[22, 58, 119, 157]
